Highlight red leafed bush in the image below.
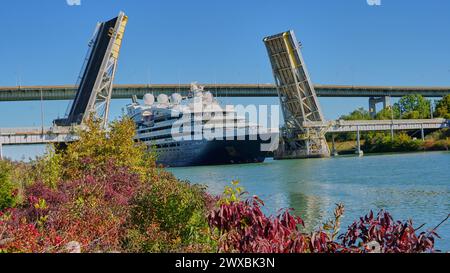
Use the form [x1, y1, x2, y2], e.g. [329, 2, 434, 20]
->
[0, 160, 143, 253]
[208, 196, 350, 253]
[340, 210, 438, 253]
[209, 196, 310, 253]
[209, 195, 442, 253]
[0, 210, 63, 253]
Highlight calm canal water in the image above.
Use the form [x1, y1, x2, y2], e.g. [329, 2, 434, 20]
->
[170, 151, 450, 251]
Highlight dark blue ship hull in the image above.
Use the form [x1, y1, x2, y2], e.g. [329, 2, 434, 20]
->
[154, 139, 268, 167]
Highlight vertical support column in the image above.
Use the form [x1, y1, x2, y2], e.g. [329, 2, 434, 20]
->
[421, 124, 425, 141]
[391, 121, 395, 140]
[370, 96, 391, 119]
[382, 96, 391, 109]
[369, 97, 377, 119]
[0, 142, 3, 160]
[356, 126, 362, 156]
[331, 133, 338, 156]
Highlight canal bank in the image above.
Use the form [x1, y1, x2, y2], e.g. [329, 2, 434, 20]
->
[170, 151, 450, 251]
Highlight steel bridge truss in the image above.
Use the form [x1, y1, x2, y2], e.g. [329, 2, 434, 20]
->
[89, 13, 127, 127]
[264, 31, 330, 159]
[55, 12, 128, 128]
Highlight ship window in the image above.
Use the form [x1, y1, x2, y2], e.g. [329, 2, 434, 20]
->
[140, 125, 173, 134]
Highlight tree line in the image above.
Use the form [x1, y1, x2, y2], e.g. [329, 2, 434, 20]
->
[332, 94, 450, 151]
[340, 94, 450, 121]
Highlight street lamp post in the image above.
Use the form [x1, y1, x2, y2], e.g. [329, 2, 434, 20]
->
[40, 88, 44, 134]
[390, 106, 394, 140]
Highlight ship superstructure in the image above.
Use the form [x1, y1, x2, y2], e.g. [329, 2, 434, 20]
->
[126, 83, 278, 167]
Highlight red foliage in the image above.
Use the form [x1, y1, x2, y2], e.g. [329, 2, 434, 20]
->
[0, 160, 143, 253]
[0, 209, 63, 253]
[341, 210, 437, 253]
[209, 196, 441, 253]
[209, 197, 310, 253]
[1, 159, 443, 253]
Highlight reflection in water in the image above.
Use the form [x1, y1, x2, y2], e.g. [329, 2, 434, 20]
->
[288, 192, 324, 232]
[170, 152, 450, 251]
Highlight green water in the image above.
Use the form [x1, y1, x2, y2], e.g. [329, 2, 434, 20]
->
[170, 151, 450, 251]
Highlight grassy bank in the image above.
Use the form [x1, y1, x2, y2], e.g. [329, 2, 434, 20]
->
[0, 118, 446, 253]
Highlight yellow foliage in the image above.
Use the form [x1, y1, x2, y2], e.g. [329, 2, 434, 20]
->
[61, 116, 156, 181]
[220, 181, 245, 205]
[33, 146, 62, 188]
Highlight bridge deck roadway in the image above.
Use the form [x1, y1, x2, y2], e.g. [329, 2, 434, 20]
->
[1, 84, 450, 101]
[1, 119, 448, 159]
[304, 119, 449, 133]
[1, 119, 448, 146]
[0, 127, 78, 146]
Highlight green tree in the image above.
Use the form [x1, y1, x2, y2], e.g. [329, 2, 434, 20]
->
[61, 116, 156, 181]
[339, 107, 372, 121]
[434, 95, 450, 119]
[33, 146, 62, 188]
[363, 132, 422, 153]
[396, 94, 431, 119]
[0, 161, 17, 210]
[334, 108, 371, 142]
[375, 106, 401, 120]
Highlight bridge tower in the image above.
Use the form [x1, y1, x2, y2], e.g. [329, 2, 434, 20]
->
[263, 31, 330, 159]
[54, 12, 128, 128]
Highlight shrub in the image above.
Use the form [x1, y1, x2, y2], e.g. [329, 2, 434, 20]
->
[393, 133, 422, 151]
[124, 171, 215, 253]
[341, 210, 438, 253]
[209, 196, 310, 253]
[0, 211, 62, 253]
[363, 132, 422, 153]
[31, 147, 62, 188]
[209, 194, 441, 253]
[0, 160, 143, 253]
[0, 161, 18, 210]
[423, 139, 450, 151]
[61, 117, 156, 181]
[434, 95, 450, 119]
[427, 128, 450, 140]
[0, 118, 216, 253]
[209, 181, 336, 253]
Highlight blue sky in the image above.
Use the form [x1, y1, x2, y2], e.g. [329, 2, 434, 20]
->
[1, 0, 450, 158]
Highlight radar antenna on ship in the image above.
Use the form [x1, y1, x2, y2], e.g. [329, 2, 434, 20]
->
[189, 82, 205, 98]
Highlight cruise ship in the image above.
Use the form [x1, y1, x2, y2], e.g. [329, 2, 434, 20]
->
[126, 83, 279, 167]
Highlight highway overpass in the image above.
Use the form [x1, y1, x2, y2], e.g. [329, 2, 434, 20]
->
[1, 84, 449, 102]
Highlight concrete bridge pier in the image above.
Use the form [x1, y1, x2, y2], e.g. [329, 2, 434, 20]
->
[0, 142, 3, 160]
[369, 96, 391, 118]
[331, 134, 338, 156]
